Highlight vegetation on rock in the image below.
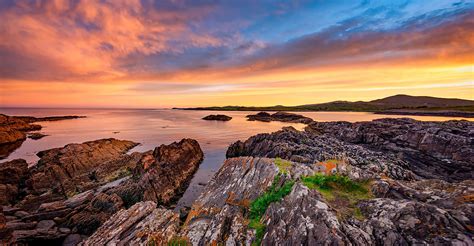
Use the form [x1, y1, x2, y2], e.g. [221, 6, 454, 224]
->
[248, 175, 295, 245]
[302, 174, 372, 220]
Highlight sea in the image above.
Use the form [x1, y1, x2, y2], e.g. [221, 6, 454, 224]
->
[1, 108, 471, 208]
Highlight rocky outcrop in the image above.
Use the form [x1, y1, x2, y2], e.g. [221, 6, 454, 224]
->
[0, 114, 40, 146]
[202, 114, 232, 121]
[227, 126, 415, 181]
[246, 111, 313, 124]
[27, 138, 139, 201]
[307, 118, 474, 181]
[108, 138, 204, 207]
[0, 159, 28, 206]
[82, 201, 180, 245]
[90, 155, 473, 245]
[0, 114, 84, 159]
[1, 138, 203, 245]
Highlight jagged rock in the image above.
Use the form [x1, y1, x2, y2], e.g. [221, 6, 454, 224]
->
[227, 126, 416, 181]
[60, 153, 474, 245]
[83, 201, 180, 245]
[247, 111, 313, 124]
[27, 138, 139, 199]
[1, 138, 204, 245]
[202, 114, 232, 121]
[109, 138, 203, 207]
[263, 182, 370, 245]
[0, 159, 28, 205]
[307, 118, 474, 181]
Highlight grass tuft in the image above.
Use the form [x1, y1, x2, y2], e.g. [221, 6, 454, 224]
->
[302, 174, 372, 220]
[274, 158, 292, 174]
[248, 175, 294, 245]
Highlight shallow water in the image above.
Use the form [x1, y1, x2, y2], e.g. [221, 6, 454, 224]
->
[0, 108, 471, 208]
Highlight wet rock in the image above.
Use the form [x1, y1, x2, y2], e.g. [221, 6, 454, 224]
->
[247, 111, 313, 124]
[28, 132, 48, 140]
[202, 114, 232, 121]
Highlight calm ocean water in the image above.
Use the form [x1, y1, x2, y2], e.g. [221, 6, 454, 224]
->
[1, 108, 471, 208]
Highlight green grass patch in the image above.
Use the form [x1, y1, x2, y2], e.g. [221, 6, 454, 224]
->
[167, 237, 189, 246]
[274, 158, 292, 174]
[302, 174, 372, 220]
[248, 175, 295, 245]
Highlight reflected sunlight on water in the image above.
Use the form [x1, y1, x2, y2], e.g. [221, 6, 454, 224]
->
[0, 108, 470, 207]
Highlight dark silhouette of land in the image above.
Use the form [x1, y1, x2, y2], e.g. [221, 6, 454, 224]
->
[177, 94, 474, 117]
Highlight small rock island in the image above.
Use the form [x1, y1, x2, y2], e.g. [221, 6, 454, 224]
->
[202, 114, 232, 121]
[247, 111, 313, 124]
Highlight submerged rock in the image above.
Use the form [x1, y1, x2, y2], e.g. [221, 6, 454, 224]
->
[247, 111, 313, 124]
[202, 114, 232, 121]
[27, 133, 48, 140]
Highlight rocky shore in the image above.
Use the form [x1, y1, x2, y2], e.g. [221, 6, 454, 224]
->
[0, 114, 84, 159]
[85, 118, 473, 245]
[0, 138, 203, 244]
[1, 117, 472, 245]
[246, 111, 313, 124]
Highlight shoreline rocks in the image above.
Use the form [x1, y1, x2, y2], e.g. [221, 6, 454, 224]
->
[2, 117, 473, 245]
[202, 114, 232, 121]
[246, 111, 313, 124]
[0, 114, 85, 159]
[306, 118, 474, 182]
[0, 138, 203, 245]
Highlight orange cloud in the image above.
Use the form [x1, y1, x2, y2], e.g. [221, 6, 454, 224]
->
[0, 0, 221, 81]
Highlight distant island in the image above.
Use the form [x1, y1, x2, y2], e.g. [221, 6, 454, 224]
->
[176, 94, 474, 118]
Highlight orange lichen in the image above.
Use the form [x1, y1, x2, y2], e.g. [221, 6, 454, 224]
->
[314, 159, 342, 174]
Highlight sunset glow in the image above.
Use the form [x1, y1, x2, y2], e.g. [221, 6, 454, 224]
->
[1, 0, 473, 108]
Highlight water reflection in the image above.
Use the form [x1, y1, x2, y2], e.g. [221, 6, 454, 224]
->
[0, 108, 470, 208]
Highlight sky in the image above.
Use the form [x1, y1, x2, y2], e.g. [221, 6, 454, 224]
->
[0, 0, 473, 108]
